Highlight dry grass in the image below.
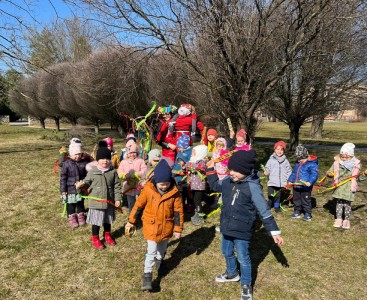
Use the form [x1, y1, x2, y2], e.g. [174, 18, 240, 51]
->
[0, 124, 367, 300]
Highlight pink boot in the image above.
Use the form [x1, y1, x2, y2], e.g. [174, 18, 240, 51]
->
[77, 212, 86, 226]
[69, 213, 79, 228]
[104, 232, 116, 246]
[91, 236, 105, 249]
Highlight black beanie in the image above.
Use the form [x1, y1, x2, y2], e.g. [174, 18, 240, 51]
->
[153, 159, 172, 183]
[96, 147, 111, 161]
[98, 140, 108, 148]
[228, 150, 256, 175]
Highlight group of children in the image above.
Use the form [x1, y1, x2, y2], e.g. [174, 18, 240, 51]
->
[58, 110, 366, 300]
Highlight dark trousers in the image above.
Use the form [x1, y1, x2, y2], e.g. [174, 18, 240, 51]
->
[191, 190, 205, 212]
[293, 189, 312, 215]
[67, 200, 85, 215]
[92, 223, 111, 235]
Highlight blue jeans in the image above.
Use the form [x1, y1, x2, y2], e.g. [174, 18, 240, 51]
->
[221, 234, 251, 285]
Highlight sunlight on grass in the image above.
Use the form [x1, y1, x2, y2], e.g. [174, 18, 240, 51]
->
[1, 123, 367, 300]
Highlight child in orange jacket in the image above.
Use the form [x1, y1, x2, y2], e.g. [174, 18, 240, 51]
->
[125, 159, 184, 291]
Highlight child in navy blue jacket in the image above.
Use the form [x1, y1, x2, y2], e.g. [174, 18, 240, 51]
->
[206, 150, 284, 300]
[288, 145, 319, 221]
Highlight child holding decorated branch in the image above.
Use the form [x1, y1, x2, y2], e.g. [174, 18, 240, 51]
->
[125, 159, 184, 291]
[60, 142, 89, 228]
[206, 150, 284, 300]
[172, 134, 193, 211]
[264, 141, 292, 215]
[288, 145, 319, 221]
[117, 144, 147, 211]
[186, 144, 208, 225]
[75, 147, 122, 249]
[327, 143, 362, 229]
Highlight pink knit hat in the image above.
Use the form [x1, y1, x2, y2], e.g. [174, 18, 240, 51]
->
[236, 129, 247, 139]
[103, 137, 113, 148]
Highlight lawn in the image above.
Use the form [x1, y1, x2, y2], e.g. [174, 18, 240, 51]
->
[0, 123, 366, 300]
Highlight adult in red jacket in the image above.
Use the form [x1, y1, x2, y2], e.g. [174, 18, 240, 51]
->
[174, 104, 205, 145]
[155, 105, 177, 163]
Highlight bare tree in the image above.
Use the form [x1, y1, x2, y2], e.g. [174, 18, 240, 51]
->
[263, 0, 367, 148]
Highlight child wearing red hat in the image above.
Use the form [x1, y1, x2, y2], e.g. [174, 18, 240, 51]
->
[263, 141, 292, 214]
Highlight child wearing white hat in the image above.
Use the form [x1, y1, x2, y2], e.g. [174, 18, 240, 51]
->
[326, 143, 361, 229]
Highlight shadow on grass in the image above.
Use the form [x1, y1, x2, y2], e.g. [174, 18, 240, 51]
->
[251, 227, 289, 287]
[151, 225, 216, 292]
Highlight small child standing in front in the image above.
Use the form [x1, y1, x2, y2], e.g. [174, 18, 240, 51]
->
[264, 141, 292, 215]
[206, 150, 284, 300]
[117, 144, 147, 211]
[125, 159, 184, 291]
[288, 145, 319, 221]
[327, 143, 361, 229]
[60, 142, 89, 228]
[75, 147, 122, 249]
[186, 144, 208, 225]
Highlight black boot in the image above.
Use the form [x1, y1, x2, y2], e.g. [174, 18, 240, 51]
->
[141, 272, 152, 291]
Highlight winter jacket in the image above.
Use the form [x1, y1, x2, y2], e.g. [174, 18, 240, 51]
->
[156, 119, 177, 162]
[82, 166, 122, 209]
[265, 153, 292, 187]
[60, 158, 88, 194]
[117, 158, 147, 196]
[207, 169, 280, 240]
[288, 155, 319, 192]
[186, 160, 207, 190]
[128, 179, 184, 242]
[328, 155, 361, 201]
[172, 147, 192, 186]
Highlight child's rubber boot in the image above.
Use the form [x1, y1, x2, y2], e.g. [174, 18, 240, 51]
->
[91, 235, 105, 250]
[104, 232, 116, 246]
[69, 213, 79, 228]
[333, 219, 342, 228]
[141, 272, 153, 291]
[342, 220, 350, 229]
[77, 212, 86, 226]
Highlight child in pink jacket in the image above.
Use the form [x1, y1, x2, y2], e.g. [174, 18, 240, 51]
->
[117, 144, 147, 210]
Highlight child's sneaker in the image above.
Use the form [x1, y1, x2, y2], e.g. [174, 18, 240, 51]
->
[215, 271, 240, 282]
[241, 284, 253, 300]
[342, 220, 350, 229]
[192, 215, 205, 226]
[69, 213, 79, 228]
[141, 272, 152, 291]
[290, 210, 301, 219]
[333, 219, 343, 228]
[303, 213, 312, 222]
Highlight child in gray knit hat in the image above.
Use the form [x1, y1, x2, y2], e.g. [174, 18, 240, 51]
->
[288, 145, 319, 221]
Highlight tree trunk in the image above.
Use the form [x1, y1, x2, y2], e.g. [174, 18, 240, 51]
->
[289, 123, 301, 151]
[310, 115, 324, 139]
[39, 118, 46, 129]
[54, 117, 60, 131]
[94, 120, 100, 134]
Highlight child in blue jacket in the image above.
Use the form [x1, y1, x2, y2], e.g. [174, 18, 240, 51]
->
[288, 145, 319, 221]
[206, 150, 284, 300]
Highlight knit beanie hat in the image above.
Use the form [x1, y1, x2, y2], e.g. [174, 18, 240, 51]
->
[340, 143, 355, 157]
[274, 141, 287, 151]
[228, 150, 256, 175]
[190, 145, 208, 162]
[207, 128, 218, 138]
[98, 140, 108, 148]
[96, 147, 111, 160]
[148, 149, 162, 164]
[177, 134, 190, 149]
[69, 144, 82, 156]
[153, 159, 172, 183]
[295, 145, 309, 160]
[215, 137, 227, 149]
[70, 137, 82, 146]
[236, 129, 247, 139]
[103, 137, 113, 148]
[126, 133, 136, 143]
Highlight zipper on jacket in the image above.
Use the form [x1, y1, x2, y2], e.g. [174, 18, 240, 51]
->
[231, 187, 240, 205]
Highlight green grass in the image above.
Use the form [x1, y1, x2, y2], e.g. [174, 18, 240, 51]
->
[0, 123, 367, 300]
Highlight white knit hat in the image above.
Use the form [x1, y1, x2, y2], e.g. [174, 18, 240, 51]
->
[340, 143, 355, 157]
[69, 144, 82, 156]
[148, 149, 161, 163]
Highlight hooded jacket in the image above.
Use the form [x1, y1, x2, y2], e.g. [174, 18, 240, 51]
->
[129, 179, 184, 242]
[288, 155, 319, 191]
[207, 169, 280, 240]
[265, 153, 292, 187]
